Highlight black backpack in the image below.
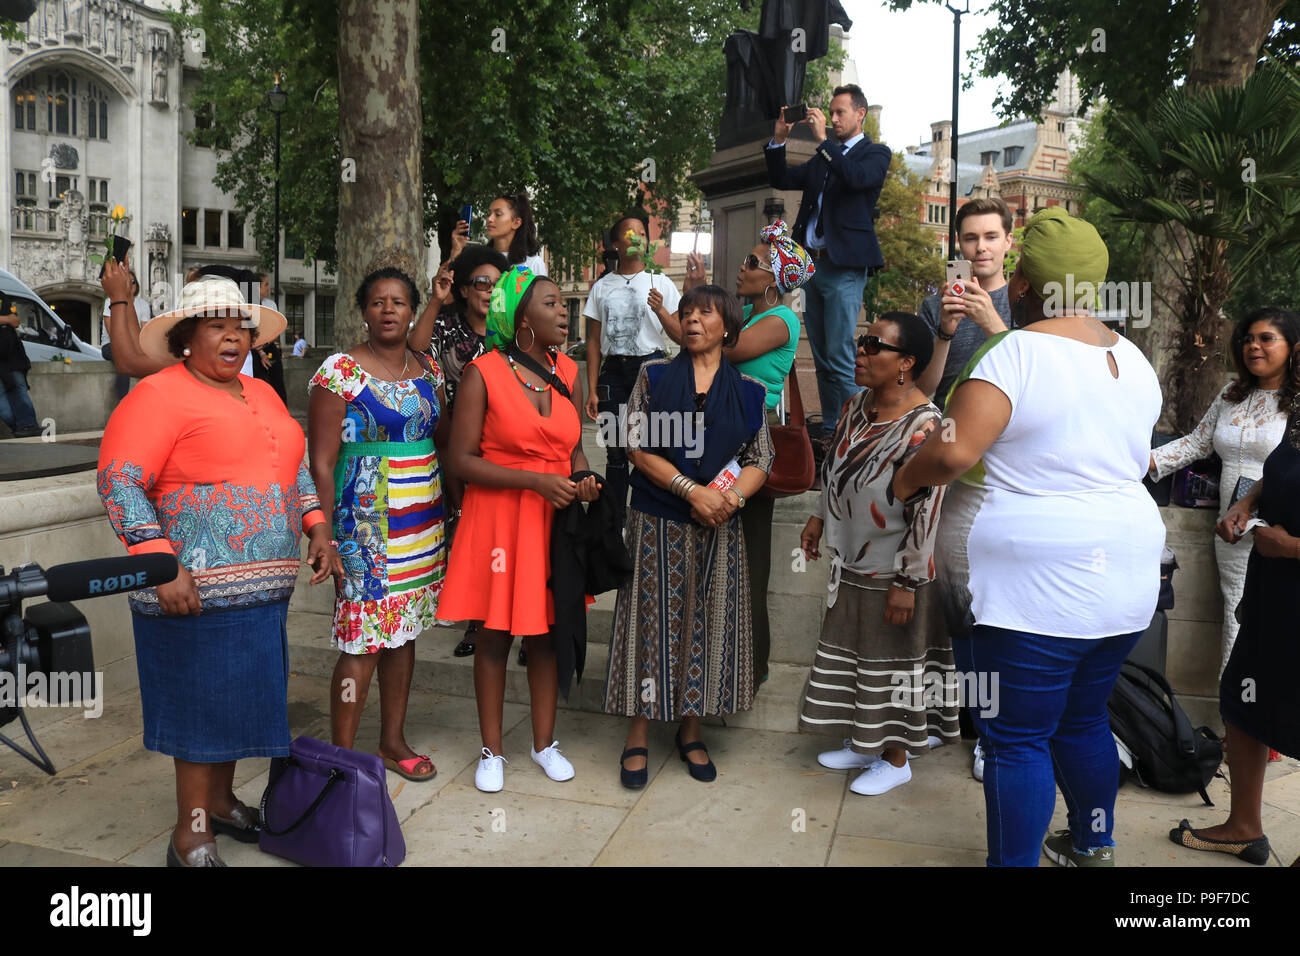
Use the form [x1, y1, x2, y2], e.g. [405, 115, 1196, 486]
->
[1108, 661, 1223, 806]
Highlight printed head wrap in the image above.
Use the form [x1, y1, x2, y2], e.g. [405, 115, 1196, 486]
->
[759, 219, 815, 294]
[485, 265, 540, 351]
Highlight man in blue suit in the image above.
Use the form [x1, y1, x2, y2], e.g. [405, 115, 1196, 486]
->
[765, 83, 891, 436]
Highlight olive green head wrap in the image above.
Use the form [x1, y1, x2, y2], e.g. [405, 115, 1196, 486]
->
[1018, 207, 1109, 310]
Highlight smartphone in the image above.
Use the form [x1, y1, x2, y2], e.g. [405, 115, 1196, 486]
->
[946, 259, 971, 296]
[783, 104, 808, 125]
[459, 204, 473, 232]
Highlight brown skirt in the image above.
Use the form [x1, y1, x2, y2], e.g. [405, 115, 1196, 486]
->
[799, 572, 959, 754]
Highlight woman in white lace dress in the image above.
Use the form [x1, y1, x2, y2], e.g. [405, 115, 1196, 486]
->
[1151, 308, 1299, 671]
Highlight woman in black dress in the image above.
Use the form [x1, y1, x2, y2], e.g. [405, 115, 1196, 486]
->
[1171, 391, 1300, 867]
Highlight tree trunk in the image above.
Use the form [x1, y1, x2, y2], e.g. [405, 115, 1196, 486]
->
[1144, 0, 1282, 433]
[335, 0, 424, 346]
[1185, 0, 1285, 90]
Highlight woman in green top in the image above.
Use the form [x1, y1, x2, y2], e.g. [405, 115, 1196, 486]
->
[655, 220, 814, 688]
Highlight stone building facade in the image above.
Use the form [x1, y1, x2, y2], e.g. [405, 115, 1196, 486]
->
[2, 0, 338, 347]
[902, 72, 1089, 255]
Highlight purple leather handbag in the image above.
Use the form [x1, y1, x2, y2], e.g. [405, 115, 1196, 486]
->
[258, 735, 406, 867]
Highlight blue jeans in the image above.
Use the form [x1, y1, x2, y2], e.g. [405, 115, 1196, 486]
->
[969, 624, 1143, 867]
[0, 368, 37, 431]
[804, 259, 867, 434]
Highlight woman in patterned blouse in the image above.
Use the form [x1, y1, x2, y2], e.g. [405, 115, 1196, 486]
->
[797, 313, 955, 797]
[98, 276, 341, 867]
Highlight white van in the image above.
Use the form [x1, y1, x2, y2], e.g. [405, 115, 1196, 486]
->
[0, 267, 102, 363]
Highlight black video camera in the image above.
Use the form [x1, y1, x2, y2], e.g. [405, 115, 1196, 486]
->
[0, 554, 177, 774]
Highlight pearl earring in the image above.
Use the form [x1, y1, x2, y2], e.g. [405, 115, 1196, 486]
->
[183, 347, 192, 357]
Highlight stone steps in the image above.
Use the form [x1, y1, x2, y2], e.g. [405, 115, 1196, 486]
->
[286, 489, 828, 734]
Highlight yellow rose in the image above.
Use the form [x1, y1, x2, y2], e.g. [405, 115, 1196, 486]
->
[111, 205, 126, 220]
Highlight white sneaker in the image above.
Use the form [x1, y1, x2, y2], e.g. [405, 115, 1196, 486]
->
[849, 757, 912, 796]
[817, 740, 880, 770]
[927, 735, 944, 748]
[475, 747, 507, 792]
[530, 741, 575, 782]
[972, 743, 985, 783]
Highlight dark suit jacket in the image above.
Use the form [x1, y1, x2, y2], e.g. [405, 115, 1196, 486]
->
[765, 135, 892, 270]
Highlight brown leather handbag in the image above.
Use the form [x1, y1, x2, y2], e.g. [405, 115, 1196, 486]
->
[758, 368, 816, 498]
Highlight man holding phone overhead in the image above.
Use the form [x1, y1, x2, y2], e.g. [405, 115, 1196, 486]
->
[764, 83, 891, 439]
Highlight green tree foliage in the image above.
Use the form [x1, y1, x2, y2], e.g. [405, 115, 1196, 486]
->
[176, 0, 341, 271]
[1067, 105, 1147, 287]
[885, 0, 1300, 118]
[1081, 64, 1300, 431]
[178, 0, 756, 276]
[861, 115, 946, 316]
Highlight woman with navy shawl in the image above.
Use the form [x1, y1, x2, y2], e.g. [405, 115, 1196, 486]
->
[603, 285, 775, 786]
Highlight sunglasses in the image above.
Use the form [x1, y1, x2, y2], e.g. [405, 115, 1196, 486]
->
[468, 276, 496, 291]
[743, 254, 774, 273]
[857, 335, 910, 356]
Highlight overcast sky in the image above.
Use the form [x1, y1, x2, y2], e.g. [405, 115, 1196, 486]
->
[841, 0, 1008, 150]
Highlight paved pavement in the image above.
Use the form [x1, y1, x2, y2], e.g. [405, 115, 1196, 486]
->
[1, 671, 1297, 867]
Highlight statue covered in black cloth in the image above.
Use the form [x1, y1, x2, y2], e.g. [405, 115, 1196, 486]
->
[717, 0, 854, 149]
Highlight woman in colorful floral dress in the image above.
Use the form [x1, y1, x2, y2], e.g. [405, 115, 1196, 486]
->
[309, 261, 449, 782]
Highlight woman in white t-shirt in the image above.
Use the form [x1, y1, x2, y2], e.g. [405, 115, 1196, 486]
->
[893, 208, 1165, 868]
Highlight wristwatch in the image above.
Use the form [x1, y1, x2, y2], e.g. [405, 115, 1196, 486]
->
[734, 488, 747, 510]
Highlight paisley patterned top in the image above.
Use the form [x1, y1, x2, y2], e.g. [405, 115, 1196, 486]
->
[813, 390, 944, 607]
[310, 352, 446, 654]
[97, 362, 324, 616]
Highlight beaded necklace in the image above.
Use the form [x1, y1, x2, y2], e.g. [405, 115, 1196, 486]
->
[506, 348, 558, 393]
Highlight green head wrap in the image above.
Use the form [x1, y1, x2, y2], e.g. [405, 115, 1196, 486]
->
[485, 265, 540, 351]
[1018, 207, 1109, 311]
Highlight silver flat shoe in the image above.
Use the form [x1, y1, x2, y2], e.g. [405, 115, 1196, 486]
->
[167, 836, 227, 867]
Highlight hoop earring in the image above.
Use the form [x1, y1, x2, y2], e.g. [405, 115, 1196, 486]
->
[764, 285, 779, 307]
[515, 326, 535, 351]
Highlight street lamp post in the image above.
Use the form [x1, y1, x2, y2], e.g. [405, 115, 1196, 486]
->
[946, 2, 969, 258]
[266, 76, 288, 317]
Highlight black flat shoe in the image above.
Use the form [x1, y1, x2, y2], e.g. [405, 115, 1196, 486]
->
[675, 730, 716, 782]
[620, 747, 649, 790]
[211, 803, 263, 844]
[453, 638, 476, 657]
[1169, 819, 1271, 865]
[517, 646, 528, 666]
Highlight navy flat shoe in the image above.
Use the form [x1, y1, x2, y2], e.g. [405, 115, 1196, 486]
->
[675, 730, 716, 782]
[620, 747, 649, 790]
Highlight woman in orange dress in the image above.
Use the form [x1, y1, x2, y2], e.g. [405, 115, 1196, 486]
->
[437, 266, 599, 792]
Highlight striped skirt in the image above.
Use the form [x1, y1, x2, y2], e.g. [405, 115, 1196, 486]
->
[603, 508, 754, 719]
[799, 570, 959, 754]
[331, 438, 445, 655]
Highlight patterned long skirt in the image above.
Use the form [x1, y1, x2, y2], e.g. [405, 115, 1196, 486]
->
[603, 508, 754, 719]
[799, 572, 959, 754]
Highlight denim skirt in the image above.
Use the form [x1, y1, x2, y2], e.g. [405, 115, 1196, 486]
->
[132, 601, 291, 763]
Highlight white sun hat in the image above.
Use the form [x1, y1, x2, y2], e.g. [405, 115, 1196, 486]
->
[139, 275, 287, 365]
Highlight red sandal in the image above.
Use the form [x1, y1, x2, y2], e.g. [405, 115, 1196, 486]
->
[380, 754, 437, 782]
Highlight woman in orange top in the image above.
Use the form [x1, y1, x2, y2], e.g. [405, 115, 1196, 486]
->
[437, 266, 599, 792]
[97, 276, 341, 867]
